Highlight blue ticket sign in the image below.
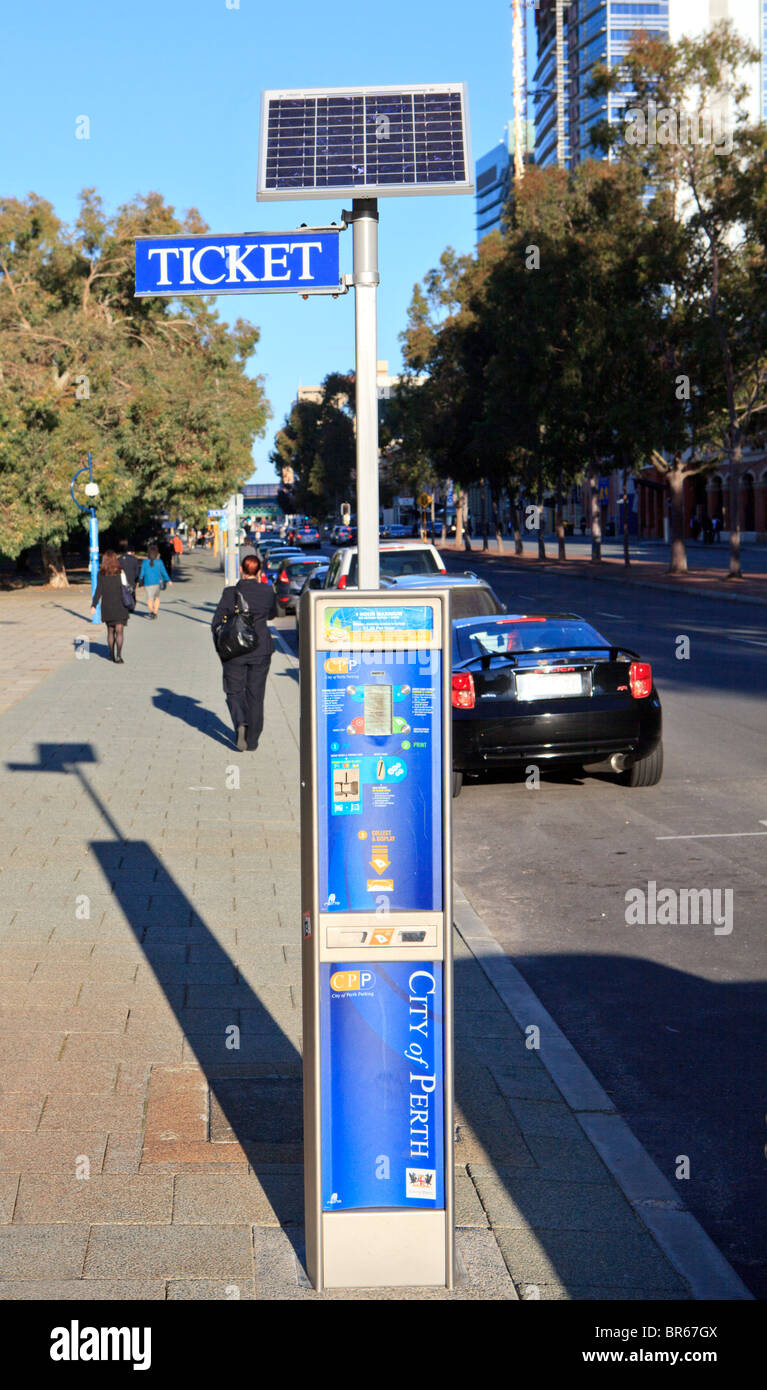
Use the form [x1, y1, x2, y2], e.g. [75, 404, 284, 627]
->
[135, 230, 342, 297]
[316, 649, 442, 912]
[321, 962, 444, 1211]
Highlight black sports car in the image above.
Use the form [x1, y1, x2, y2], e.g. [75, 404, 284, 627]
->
[451, 612, 662, 796]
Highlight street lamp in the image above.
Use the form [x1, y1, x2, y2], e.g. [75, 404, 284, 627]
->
[70, 451, 100, 624]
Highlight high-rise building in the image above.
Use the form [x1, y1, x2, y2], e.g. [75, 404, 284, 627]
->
[533, 0, 765, 170]
[475, 124, 513, 240]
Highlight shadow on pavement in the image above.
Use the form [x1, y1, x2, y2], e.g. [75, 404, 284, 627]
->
[152, 687, 234, 749]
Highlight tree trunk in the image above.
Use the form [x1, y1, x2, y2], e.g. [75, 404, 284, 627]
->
[41, 540, 69, 588]
[588, 458, 602, 563]
[481, 480, 489, 552]
[727, 441, 742, 579]
[667, 463, 687, 574]
[556, 466, 566, 562]
[492, 490, 504, 553]
[455, 489, 464, 550]
[622, 466, 630, 567]
[537, 459, 546, 560]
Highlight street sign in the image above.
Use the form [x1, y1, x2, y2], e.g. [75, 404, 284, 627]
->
[135, 229, 342, 297]
[207, 509, 225, 518]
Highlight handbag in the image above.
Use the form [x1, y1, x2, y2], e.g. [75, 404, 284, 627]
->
[214, 586, 260, 662]
[120, 571, 136, 612]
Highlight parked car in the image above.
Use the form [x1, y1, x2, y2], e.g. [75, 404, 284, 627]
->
[450, 612, 663, 797]
[260, 546, 305, 580]
[274, 556, 329, 615]
[322, 541, 446, 590]
[294, 561, 331, 634]
[380, 572, 505, 618]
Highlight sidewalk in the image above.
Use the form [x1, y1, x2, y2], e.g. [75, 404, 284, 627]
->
[0, 553, 748, 1299]
[438, 541, 767, 606]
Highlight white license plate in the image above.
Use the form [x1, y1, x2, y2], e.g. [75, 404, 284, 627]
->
[516, 672, 583, 702]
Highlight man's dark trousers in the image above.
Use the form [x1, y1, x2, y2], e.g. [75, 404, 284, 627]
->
[222, 653, 272, 750]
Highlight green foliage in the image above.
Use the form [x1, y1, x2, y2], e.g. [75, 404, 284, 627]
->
[0, 189, 270, 558]
[271, 372, 355, 516]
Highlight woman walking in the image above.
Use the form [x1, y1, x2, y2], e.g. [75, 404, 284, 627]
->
[138, 543, 172, 619]
[211, 552, 276, 751]
[90, 550, 132, 663]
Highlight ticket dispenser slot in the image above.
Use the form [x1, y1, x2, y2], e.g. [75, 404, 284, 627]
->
[300, 589, 453, 1291]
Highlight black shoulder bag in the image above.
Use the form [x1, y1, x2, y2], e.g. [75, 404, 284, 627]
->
[214, 586, 260, 662]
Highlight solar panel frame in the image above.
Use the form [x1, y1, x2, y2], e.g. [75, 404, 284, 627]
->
[257, 84, 473, 201]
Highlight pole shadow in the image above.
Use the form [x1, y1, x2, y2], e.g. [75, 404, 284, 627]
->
[6, 743, 304, 1258]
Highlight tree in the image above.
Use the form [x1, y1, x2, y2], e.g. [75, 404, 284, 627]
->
[590, 20, 767, 577]
[270, 371, 355, 517]
[0, 189, 270, 583]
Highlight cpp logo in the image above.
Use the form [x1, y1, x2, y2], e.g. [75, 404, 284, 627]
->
[330, 970, 376, 992]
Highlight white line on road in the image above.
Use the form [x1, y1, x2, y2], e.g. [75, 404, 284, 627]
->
[727, 636, 767, 648]
[597, 612, 626, 619]
[656, 831, 767, 840]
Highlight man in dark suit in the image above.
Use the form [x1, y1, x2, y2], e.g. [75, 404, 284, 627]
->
[118, 540, 141, 593]
[211, 552, 277, 751]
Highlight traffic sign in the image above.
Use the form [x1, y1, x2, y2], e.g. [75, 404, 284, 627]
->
[135, 229, 343, 297]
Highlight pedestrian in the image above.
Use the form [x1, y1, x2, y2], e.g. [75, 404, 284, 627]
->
[158, 534, 174, 576]
[712, 515, 721, 543]
[118, 539, 140, 597]
[211, 552, 277, 752]
[703, 515, 714, 544]
[139, 543, 172, 619]
[172, 531, 184, 567]
[90, 549, 132, 663]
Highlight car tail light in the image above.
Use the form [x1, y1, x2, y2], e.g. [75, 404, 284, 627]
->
[452, 673, 475, 709]
[629, 661, 652, 698]
[337, 574, 347, 589]
[438, 565, 447, 574]
[279, 569, 288, 582]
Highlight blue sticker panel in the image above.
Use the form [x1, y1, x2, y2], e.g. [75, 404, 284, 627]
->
[321, 962, 444, 1211]
[317, 650, 442, 912]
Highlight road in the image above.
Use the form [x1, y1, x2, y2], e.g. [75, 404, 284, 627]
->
[276, 542, 767, 1297]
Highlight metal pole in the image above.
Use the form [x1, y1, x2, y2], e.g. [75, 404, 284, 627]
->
[87, 454, 100, 624]
[226, 494, 237, 584]
[349, 199, 380, 590]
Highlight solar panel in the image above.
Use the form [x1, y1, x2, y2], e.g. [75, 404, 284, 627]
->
[258, 84, 473, 201]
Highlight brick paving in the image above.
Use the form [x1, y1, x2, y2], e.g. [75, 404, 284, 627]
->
[0, 551, 699, 1299]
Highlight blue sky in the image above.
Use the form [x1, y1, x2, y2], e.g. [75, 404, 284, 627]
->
[2, 0, 530, 482]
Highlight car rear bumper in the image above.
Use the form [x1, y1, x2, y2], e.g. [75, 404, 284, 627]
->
[453, 701, 661, 771]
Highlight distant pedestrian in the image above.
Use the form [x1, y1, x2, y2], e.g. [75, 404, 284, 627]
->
[118, 539, 140, 596]
[91, 550, 131, 663]
[211, 552, 277, 752]
[703, 515, 714, 544]
[712, 516, 721, 542]
[172, 532, 183, 564]
[139, 543, 172, 619]
[158, 534, 174, 575]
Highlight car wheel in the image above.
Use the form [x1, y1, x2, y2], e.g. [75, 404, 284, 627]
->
[619, 741, 663, 787]
[452, 769, 463, 799]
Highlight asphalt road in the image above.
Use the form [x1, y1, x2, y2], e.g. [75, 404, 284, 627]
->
[276, 545, 767, 1298]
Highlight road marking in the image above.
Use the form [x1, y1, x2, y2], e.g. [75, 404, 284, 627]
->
[656, 831, 767, 840]
[727, 636, 767, 648]
[597, 612, 626, 619]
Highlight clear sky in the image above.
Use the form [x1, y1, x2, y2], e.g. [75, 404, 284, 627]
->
[2, 0, 525, 483]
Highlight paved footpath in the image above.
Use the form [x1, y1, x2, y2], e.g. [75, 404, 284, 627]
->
[0, 553, 749, 1299]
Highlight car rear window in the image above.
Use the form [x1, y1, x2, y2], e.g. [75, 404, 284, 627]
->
[456, 617, 608, 661]
[285, 560, 319, 576]
[449, 586, 504, 619]
[348, 550, 440, 585]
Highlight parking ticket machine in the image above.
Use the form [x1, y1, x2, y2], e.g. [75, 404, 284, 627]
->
[299, 590, 454, 1290]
